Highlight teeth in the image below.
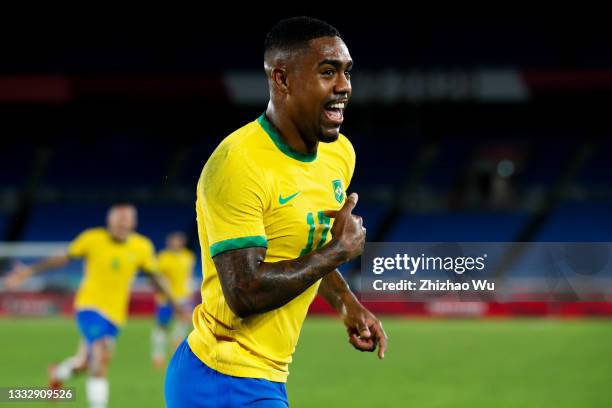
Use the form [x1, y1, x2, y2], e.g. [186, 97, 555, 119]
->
[329, 103, 345, 109]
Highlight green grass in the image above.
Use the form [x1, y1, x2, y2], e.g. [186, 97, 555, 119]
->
[0, 317, 611, 407]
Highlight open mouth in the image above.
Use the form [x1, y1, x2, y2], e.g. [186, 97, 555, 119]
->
[323, 100, 347, 125]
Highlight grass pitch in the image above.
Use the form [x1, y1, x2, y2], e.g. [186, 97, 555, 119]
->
[0, 317, 611, 407]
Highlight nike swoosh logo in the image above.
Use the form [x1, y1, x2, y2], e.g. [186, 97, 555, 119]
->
[279, 191, 300, 205]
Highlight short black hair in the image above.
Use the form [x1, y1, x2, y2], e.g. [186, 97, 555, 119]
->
[264, 16, 341, 55]
[109, 202, 135, 210]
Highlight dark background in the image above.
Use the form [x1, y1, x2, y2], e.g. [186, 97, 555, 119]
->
[1, 14, 611, 254]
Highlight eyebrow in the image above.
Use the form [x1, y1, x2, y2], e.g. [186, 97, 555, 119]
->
[318, 59, 353, 69]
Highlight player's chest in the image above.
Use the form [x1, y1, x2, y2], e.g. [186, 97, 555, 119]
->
[164, 255, 191, 273]
[264, 166, 346, 254]
[90, 245, 140, 274]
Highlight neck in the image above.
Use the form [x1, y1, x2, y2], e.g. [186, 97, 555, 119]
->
[107, 231, 127, 243]
[265, 103, 318, 155]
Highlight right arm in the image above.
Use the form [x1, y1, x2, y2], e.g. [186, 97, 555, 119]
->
[5, 229, 91, 290]
[5, 253, 71, 290]
[214, 193, 365, 318]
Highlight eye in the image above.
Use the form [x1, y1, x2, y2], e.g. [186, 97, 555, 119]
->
[322, 69, 334, 77]
[345, 71, 352, 80]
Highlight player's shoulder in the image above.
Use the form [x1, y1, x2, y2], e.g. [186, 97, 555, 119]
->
[322, 132, 355, 166]
[214, 118, 265, 159]
[78, 227, 107, 240]
[183, 248, 196, 260]
[337, 133, 355, 159]
[158, 248, 181, 259]
[157, 249, 172, 264]
[130, 232, 155, 251]
[201, 118, 267, 182]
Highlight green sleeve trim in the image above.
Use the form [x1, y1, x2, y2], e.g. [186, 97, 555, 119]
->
[210, 235, 268, 257]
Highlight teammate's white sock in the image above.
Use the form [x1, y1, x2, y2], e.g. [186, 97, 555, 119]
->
[55, 356, 78, 381]
[86, 377, 108, 408]
[151, 327, 167, 361]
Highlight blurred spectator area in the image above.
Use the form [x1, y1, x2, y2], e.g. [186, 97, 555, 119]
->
[1, 102, 610, 250]
[1, 19, 611, 257]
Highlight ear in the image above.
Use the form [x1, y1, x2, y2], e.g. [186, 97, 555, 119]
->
[271, 67, 290, 95]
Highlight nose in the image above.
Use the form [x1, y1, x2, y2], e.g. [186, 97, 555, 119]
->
[334, 73, 351, 97]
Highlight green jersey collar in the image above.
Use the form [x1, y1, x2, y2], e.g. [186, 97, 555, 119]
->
[257, 113, 317, 163]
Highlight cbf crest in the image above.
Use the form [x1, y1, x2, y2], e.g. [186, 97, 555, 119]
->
[332, 179, 344, 204]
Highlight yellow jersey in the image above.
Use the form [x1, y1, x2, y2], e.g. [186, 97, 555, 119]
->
[156, 248, 195, 303]
[67, 227, 157, 326]
[188, 113, 355, 382]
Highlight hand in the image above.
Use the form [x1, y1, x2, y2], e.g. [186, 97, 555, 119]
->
[324, 193, 366, 261]
[176, 305, 193, 324]
[4, 262, 34, 290]
[342, 299, 388, 359]
[169, 300, 192, 324]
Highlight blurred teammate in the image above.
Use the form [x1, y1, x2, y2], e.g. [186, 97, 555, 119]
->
[151, 232, 195, 368]
[6, 203, 181, 408]
[165, 17, 387, 407]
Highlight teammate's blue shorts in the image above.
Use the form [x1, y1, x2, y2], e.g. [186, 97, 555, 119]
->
[165, 339, 288, 408]
[76, 309, 119, 345]
[156, 300, 193, 327]
[156, 303, 174, 327]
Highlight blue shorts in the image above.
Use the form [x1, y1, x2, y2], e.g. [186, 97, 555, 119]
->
[165, 339, 288, 408]
[156, 303, 174, 327]
[156, 300, 193, 327]
[76, 309, 119, 345]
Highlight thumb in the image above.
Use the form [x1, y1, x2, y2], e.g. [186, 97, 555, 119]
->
[341, 193, 358, 214]
[357, 321, 371, 339]
[322, 210, 339, 218]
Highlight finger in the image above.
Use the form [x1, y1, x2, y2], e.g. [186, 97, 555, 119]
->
[322, 210, 339, 218]
[349, 319, 371, 339]
[357, 321, 371, 339]
[340, 193, 358, 215]
[354, 215, 363, 227]
[370, 321, 388, 359]
[349, 333, 376, 351]
[349, 336, 374, 351]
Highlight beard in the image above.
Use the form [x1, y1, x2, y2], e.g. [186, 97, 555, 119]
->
[316, 125, 341, 143]
[319, 132, 340, 143]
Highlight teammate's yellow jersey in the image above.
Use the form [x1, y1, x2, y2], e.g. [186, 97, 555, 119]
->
[67, 227, 157, 326]
[188, 113, 355, 382]
[156, 248, 195, 303]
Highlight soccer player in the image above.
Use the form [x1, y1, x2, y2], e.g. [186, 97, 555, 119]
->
[151, 231, 195, 368]
[6, 203, 181, 408]
[165, 17, 387, 407]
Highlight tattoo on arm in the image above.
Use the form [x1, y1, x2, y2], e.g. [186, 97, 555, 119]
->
[214, 239, 349, 318]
